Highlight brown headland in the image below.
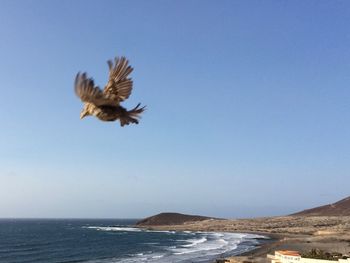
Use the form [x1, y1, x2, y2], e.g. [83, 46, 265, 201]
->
[136, 212, 215, 226]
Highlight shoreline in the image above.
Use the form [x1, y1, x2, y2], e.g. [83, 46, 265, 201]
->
[136, 216, 350, 263]
[141, 226, 350, 263]
[212, 231, 294, 263]
[239, 232, 281, 256]
[137, 227, 292, 262]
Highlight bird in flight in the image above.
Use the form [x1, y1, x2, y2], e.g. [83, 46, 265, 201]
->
[75, 56, 145, 126]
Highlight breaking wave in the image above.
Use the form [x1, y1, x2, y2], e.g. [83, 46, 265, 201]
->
[83, 226, 267, 263]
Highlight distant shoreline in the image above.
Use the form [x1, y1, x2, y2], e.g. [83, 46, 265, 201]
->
[136, 216, 350, 262]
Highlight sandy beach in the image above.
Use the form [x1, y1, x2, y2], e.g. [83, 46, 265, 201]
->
[232, 233, 350, 263]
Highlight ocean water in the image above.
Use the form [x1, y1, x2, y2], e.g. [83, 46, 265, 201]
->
[0, 219, 268, 263]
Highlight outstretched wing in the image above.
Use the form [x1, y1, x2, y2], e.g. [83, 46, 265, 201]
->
[104, 56, 133, 102]
[75, 72, 118, 106]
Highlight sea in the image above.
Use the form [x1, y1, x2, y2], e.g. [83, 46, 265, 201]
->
[0, 219, 269, 263]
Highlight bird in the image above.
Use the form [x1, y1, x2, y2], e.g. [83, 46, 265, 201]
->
[74, 56, 145, 126]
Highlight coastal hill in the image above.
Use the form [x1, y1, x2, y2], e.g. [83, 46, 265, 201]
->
[135, 198, 350, 235]
[135, 212, 214, 226]
[292, 196, 350, 216]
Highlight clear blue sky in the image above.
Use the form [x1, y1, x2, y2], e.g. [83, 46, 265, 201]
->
[0, 0, 349, 218]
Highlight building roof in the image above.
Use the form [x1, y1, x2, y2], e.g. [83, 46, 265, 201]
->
[276, 250, 301, 257]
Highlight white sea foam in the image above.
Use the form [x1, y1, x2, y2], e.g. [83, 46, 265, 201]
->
[84, 226, 142, 232]
[168, 232, 257, 259]
[151, 255, 164, 259]
[83, 228, 266, 263]
[180, 236, 207, 247]
[84, 226, 177, 234]
[144, 230, 176, 234]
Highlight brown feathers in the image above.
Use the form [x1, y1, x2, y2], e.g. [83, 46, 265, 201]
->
[104, 56, 133, 102]
[74, 56, 145, 126]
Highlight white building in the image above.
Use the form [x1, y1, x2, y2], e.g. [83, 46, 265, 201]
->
[268, 251, 350, 263]
[268, 250, 301, 263]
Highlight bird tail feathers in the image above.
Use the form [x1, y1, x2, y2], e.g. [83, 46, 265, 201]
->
[119, 103, 146, 126]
